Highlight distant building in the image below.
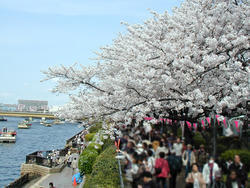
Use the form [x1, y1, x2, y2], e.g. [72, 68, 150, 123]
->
[17, 100, 48, 112]
[0, 103, 17, 111]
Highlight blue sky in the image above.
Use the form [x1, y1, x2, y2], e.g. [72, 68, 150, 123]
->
[0, 0, 182, 106]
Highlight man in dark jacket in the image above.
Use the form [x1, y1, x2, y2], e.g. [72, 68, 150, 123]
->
[167, 149, 182, 188]
[139, 171, 157, 188]
[229, 155, 247, 187]
[196, 144, 209, 172]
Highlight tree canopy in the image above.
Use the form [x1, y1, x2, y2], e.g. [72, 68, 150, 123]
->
[43, 0, 249, 123]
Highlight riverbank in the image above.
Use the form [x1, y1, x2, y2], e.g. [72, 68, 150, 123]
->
[1, 118, 82, 187]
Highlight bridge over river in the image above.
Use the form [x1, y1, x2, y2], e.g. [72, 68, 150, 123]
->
[0, 111, 55, 119]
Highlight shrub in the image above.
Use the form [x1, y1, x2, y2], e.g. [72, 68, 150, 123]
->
[217, 136, 242, 150]
[217, 144, 227, 154]
[88, 122, 102, 133]
[84, 145, 120, 188]
[85, 133, 96, 141]
[177, 127, 182, 138]
[78, 149, 99, 174]
[221, 149, 250, 169]
[193, 132, 206, 149]
[102, 138, 114, 151]
[87, 142, 102, 154]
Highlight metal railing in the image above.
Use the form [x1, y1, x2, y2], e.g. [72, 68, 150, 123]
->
[117, 153, 124, 188]
[25, 148, 69, 168]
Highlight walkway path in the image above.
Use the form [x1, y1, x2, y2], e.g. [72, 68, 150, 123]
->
[26, 166, 84, 188]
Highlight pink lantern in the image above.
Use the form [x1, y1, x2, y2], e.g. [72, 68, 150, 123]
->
[215, 115, 220, 125]
[193, 123, 197, 130]
[234, 121, 240, 132]
[201, 120, 205, 130]
[206, 117, 211, 127]
[186, 121, 192, 130]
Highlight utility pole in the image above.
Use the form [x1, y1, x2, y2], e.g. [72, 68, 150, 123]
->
[213, 111, 217, 158]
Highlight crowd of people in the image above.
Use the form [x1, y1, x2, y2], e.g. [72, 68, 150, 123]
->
[117, 124, 248, 188]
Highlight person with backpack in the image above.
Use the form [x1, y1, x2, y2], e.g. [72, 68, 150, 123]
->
[167, 149, 182, 188]
[155, 152, 170, 188]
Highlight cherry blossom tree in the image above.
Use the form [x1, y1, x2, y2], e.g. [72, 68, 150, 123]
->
[43, 0, 249, 123]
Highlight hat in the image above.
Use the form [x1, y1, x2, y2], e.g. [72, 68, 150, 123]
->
[200, 144, 204, 148]
[142, 140, 151, 145]
[137, 143, 143, 148]
[136, 147, 144, 154]
[187, 144, 192, 148]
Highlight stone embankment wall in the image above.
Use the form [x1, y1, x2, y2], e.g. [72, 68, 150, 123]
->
[21, 163, 65, 176]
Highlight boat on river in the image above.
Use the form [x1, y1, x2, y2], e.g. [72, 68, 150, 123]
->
[0, 127, 16, 143]
[22, 119, 32, 126]
[44, 123, 52, 127]
[40, 117, 47, 125]
[52, 119, 64, 125]
[18, 122, 31, 129]
[0, 116, 7, 121]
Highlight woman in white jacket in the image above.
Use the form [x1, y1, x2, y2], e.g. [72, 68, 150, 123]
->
[202, 156, 219, 187]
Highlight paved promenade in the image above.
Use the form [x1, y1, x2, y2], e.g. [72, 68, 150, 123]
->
[25, 166, 84, 188]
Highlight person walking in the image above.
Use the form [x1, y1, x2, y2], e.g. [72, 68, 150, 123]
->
[155, 141, 168, 158]
[226, 170, 241, 188]
[146, 149, 155, 175]
[202, 156, 219, 188]
[71, 157, 78, 175]
[229, 155, 248, 188]
[196, 145, 209, 172]
[155, 152, 170, 188]
[138, 171, 157, 188]
[67, 152, 73, 167]
[173, 138, 183, 165]
[211, 170, 226, 188]
[185, 163, 206, 188]
[167, 150, 182, 188]
[182, 144, 196, 178]
[49, 182, 56, 188]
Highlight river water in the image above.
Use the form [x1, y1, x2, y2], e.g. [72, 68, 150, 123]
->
[0, 117, 82, 187]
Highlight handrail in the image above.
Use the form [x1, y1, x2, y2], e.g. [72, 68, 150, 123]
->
[117, 154, 124, 188]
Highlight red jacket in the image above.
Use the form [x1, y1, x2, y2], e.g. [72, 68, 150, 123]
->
[155, 158, 170, 178]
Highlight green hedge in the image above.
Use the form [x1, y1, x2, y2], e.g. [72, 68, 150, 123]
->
[84, 145, 120, 188]
[88, 122, 102, 133]
[78, 148, 99, 174]
[102, 138, 114, 151]
[87, 142, 102, 154]
[221, 149, 250, 168]
[85, 133, 96, 141]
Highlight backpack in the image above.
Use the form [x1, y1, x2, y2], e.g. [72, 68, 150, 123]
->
[154, 159, 162, 175]
[155, 167, 162, 175]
